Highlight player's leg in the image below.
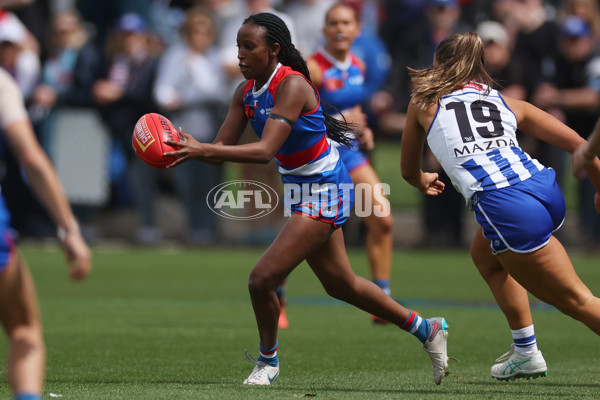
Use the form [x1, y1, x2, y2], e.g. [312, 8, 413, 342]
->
[471, 227, 533, 329]
[0, 252, 45, 398]
[471, 227, 546, 381]
[350, 164, 394, 297]
[244, 214, 334, 385]
[498, 236, 600, 335]
[306, 228, 450, 384]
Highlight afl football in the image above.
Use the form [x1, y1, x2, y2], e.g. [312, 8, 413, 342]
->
[132, 113, 180, 169]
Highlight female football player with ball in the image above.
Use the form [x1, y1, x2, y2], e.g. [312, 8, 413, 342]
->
[164, 12, 450, 386]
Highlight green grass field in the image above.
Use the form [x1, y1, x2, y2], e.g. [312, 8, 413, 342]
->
[1, 244, 599, 399]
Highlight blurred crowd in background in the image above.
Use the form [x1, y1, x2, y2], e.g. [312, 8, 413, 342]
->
[2, 0, 600, 248]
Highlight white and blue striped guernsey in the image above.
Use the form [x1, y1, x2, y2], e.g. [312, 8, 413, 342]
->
[426, 82, 544, 208]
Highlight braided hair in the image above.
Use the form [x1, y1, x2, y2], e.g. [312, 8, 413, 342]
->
[243, 12, 353, 147]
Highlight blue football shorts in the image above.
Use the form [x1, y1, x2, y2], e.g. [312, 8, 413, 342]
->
[337, 139, 369, 173]
[0, 225, 15, 273]
[472, 168, 565, 254]
[287, 182, 354, 229]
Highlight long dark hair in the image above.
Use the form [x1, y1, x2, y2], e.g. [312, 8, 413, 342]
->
[243, 12, 352, 147]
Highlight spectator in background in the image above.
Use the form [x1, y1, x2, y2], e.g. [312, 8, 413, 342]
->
[558, 0, 600, 42]
[92, 12, 160, 241]
[510, 0, 560, 97]
[283, 0, 335, 56]
[532, 16, 600, 242]
[30, 10, 103, 132]
[76, 0, 150, 52]
[151, 7, 225, 244]
[477, 20, 527, 100]
[373, 0, 468, 138]
[377, 0, 468, 247]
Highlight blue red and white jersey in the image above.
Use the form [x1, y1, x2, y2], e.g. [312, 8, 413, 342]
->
[427, 82, 544, 208]
[309, 48, 365, 111]
[242, 63, 348, 185]
[242, 63, 354, 227]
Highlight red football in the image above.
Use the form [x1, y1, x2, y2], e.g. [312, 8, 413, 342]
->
[132, 113, 180, 169]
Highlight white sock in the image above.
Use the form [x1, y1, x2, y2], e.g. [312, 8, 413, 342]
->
[511, 325, 538, 357]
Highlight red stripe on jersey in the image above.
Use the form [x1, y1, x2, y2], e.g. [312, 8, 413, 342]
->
[311, 52, 334, 72]
[275, 134, 329, 168]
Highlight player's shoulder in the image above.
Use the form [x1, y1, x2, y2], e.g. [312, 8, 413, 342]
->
[277, 72, 310, 93]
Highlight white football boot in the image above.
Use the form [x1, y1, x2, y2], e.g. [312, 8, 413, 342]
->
[243, 351, 279, 385]
[491, 344, 547, 381]
[423, 317, 450, 385]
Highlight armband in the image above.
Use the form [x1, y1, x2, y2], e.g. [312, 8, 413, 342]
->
[269, 113, 294, 127]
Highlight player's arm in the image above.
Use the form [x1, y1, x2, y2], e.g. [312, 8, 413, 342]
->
[400, 101, 444, 196]
[3, 118, 91, 280]
[164, 81, 250, 166]
[507, 96, 600, 200]
[573, 117, 600, 178]
[165, 75, 307, 166]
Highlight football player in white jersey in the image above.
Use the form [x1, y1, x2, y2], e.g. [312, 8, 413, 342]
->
[401, 32, 600, 381]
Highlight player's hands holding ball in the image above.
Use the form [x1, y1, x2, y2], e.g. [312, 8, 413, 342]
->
[163, 128, 207, 168]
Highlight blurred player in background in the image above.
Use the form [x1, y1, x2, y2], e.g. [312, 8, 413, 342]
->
[0, 68, 91, 400]
[164, 12, 450, 386]
[401, 32, 600, 381]
[305, 2, 394, 324]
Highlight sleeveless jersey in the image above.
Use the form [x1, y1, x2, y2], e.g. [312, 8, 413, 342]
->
[427, 82, 544, 207]
[309, 48, 365, 111]
[242, 63, 348, 186]
[310, 48, 369, 172]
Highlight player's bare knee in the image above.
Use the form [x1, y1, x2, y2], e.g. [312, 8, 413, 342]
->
[247, 269, 275, 299]
[9, 324, 43, 350]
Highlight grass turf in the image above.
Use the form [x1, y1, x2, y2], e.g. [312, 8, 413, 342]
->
[0, 244, 599, 399]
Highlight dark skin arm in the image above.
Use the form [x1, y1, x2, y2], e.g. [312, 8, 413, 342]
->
[164, 74, 317, 167]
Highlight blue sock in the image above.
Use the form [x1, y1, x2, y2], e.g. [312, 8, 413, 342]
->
[257, 339, 278, 366]
[399, 311, 431, 344]
[15, 394, 42, 400]
[373, 279, 391, 296]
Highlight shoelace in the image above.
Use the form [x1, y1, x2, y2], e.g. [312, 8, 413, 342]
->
[244, 349, 262, 366]
[494, 346, 516, 363]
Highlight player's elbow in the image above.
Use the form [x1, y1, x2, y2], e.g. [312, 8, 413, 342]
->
[401, 168, 417, 185]
[255, 148, 276, 164]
